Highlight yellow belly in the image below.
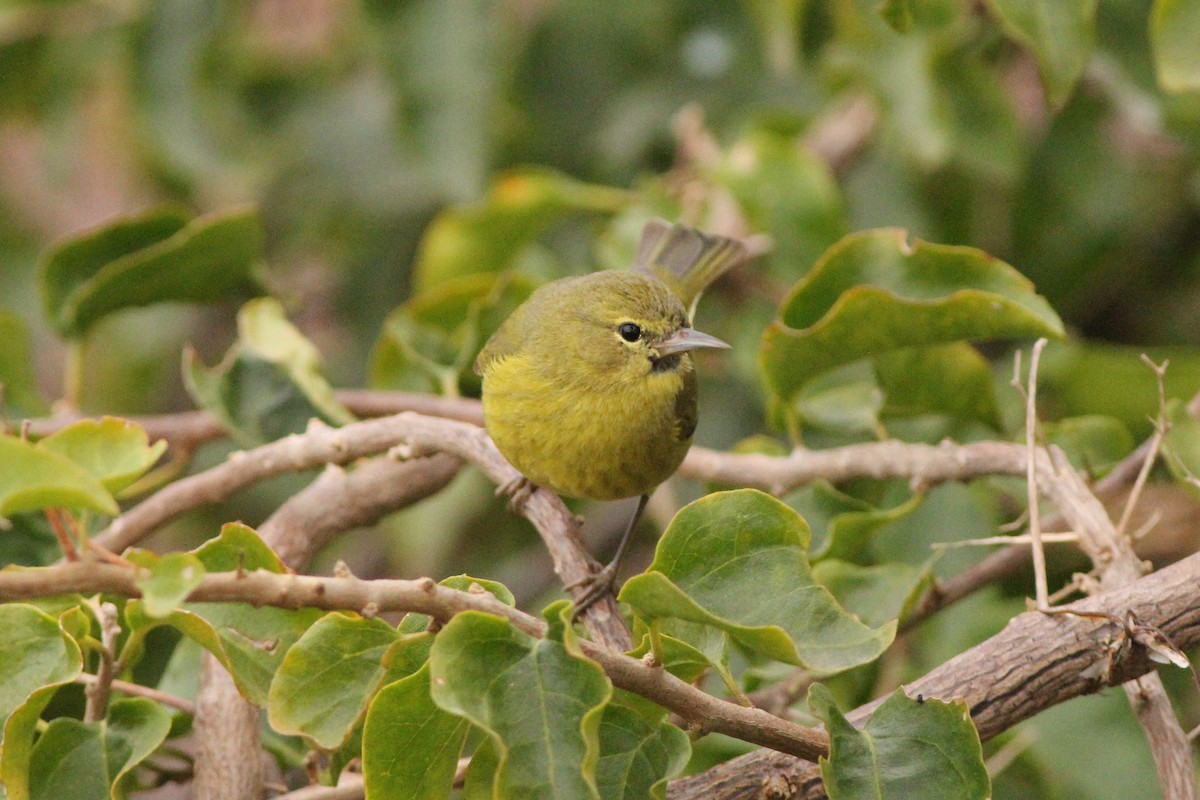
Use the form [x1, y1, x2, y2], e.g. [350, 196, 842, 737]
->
[481, 353, 695, 500]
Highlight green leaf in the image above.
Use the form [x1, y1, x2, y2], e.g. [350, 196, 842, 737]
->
[812, 560, 935, 628]
[129, 551, 206, 618]
[760, 229, 1064, 403]
[1151, 0, 1200, 92]
[362, 663, 470, 800]
[268, 613, 400, 749]
[369, 271, 536, 394]
[595, 700, 691, 800]
[463, 738, 502, 800]
[788, 482, 923, 563]
[0, 434, 118, 516]
[0, 311, 47, 417]
[985, 0, 1097, 106]
[428, 610, 611, 799]
[28, 719, 108, 800]
[875, 343, 1001, 429]
[1163, 399, 1200, 499]
[125, 524, 321, 705]
[103, 698, 173, 799]
[413, 167, 629, 291]
[38, 206, 265, 338]
[619, 490, 896, 672]
[27, 699, 170, 800]
[185, 297, 354, 447]
[38, 418, 168, 494]
[809, 683, 989, 800]
[0, 605, 85, 800]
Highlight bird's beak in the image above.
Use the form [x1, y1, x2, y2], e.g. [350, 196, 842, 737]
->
[655, 327, 731, 357]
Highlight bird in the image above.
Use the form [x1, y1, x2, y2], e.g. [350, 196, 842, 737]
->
[474, 218, 749, 613]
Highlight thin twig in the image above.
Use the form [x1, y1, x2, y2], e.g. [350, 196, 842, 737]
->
[75, 673, 196, 715]
[1115, 356, 1170, 538]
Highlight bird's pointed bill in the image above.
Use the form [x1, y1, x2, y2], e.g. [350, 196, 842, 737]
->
[655, 327, 730, 357]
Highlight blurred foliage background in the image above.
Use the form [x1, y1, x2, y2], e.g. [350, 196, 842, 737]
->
[3, 0, 1200, 797]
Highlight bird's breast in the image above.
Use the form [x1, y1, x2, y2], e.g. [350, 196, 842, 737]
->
[481, 353, 697, 500]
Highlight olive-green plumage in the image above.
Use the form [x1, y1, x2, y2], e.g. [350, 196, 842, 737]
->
[474, 220, 746, 503]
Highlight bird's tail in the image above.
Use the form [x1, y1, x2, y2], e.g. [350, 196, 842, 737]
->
[631, 218, 750, 319]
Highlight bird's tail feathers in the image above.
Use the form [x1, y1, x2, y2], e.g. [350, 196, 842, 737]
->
[631, 218, 750, 318]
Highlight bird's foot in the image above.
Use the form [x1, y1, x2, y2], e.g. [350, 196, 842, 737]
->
[496, 474, 536, 514]
[567, 561, 620, 620]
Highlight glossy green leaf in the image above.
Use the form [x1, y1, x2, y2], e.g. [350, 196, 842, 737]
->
[810, 683, 989, 799]
[0, 605, 85, 800]
[619, 490, 896, 672]
[38, 418, 168, 494]
[795, 363, 884, 436]
[185, 297, 354, 447]
[463, 738, 502, 800]
[788, 482, 923, 563]
[428, 610, 611, 799]
[875, 343, 1001, 429]
[125, 524, 321, 705]
[269, 613, 400, 749]
[104, 698, 173, 799]
[0, 311, 47, 417]
[129, 551, 206, 618]
[812, 560, 935, 628]
[28, 719, 108, 800]
[760, 229, 1064, 402]
[362, 662, 470, 800]
[369, 271, 536, 394]
[985, 0, 1097, 106]
[27, 698, 170, 800]
[0, 434, 118, 516]
[413, 167, 629, 291]
[595, 700, 690, 800]
[38, 206, 264, 338]
[1151, 0, 1200, 92]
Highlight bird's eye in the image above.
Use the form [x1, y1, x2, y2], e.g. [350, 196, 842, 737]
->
[618, 322, 642, 342]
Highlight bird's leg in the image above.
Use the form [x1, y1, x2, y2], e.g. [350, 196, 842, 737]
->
[569, 493, 650, 618]
[496, 474, 536, 514]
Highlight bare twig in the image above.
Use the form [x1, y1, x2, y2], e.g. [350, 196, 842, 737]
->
[1013, 339, 1049, 609]
[82, 599, 119, 723]
[1114, 356, 1169, 539]
[75, 672, 196, 715]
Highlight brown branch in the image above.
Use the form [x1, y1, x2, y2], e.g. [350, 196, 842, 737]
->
[190, 453, 461, 799]
[75, 672, 196, 715]
[0, 563, 826, 762]
[668, 546, 1200, 800]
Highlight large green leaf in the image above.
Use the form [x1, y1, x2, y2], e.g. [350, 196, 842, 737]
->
[595, 699, 690, 800]
[185, 297, 354, 447]
[811, 560, 935, 628]
[985, 0, 1097, 106]
[760, 229, 1064, 403]
[0, 434, 118, 516]
[124, 523, 322, 705]
[268, 613, 400, 749]
[27, 699, 170, 800]
[787, 482, 923, 563]
[810, 683, 989, 800]
[38, 206, 265, 338]
[874, 343, 1001, 429]
[428, 610, 611, 799]
[0, 605, 85, 800]
[38, 418, 167, 494]
[619, 490, 896, 672]
[362, 663, 470, 800]
[412, 167, 629, 291]
[1151, 0, 1200, 92]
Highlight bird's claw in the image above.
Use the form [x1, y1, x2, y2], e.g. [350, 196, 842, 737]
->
[569, 562, 620, 620]
[496, 475, 536, 514]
